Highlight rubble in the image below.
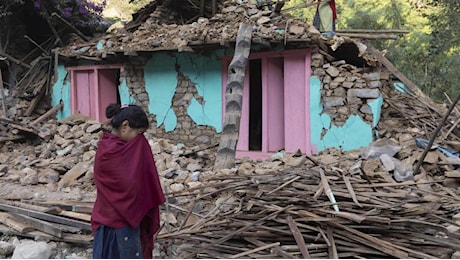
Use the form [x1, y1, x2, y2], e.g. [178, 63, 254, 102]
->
[1, 85, 460, 257]
[1, 0, 460, 258]
[58, 0, 324, 58]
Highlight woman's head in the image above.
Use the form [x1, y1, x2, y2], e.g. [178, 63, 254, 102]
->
[106, 103, 149, 141]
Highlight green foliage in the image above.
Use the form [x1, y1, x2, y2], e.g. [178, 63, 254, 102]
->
[284, 0, 458, 102]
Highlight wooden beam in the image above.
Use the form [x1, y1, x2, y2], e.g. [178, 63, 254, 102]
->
[21, 200, 93, 214]
[0, 52, 32, 69]
[0, 224, 92, 245]
[366, 44, 444, 116]
[12, 213, 63, 238]
[337, 29, 410, 34]
[0, 68, 7, 118]
[244, 237, 296, 258]
[30, 101, 63, 126]
[4, 200, 91, 222]
[51, 12, 89, 42]
[0, 212, 35, 233]
[0, 203, 91, 231]
[286, 216, 311, 258]
[336, 33, 398, 40]
[413, 91, 460, 174]
[24, 35, 49, 56]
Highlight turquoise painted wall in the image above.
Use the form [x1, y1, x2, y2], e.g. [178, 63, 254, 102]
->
[310, 76, 382, 152]
[144, 52, 223, 132]
[51, 65, 71, 119]
[118, 77, 136, 105]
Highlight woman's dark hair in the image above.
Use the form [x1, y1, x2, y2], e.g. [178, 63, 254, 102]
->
[106, 103, 149, 129]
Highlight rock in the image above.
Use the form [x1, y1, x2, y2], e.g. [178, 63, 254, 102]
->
[347, 88, 380, 99]
[0, 241, 14, 256]
[187, 181, 202, 189]
[256, 16, 270, 25]
[38, 168, 61, 183]
[161, 212, 178, 225]
[326, 66, 340, 77]
[191, 171, 201, 181]
[238, 162, 254, 176]
[85, 123, 102, 133]
[170, 183, 184, 192]
[379, 154, 395, 172]
[452, 251, 460, 259]
[186, 162, 202, 172]
[288, 24, 305, 35]
[11, 241, 51, 259]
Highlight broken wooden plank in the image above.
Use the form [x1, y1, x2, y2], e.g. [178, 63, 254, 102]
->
[184, 205, 291, 258]
[230, 242, 280, 258]
[57, 161, 91, 189]
[51, 12, 89, 41]
[327, 226, 338, 259]
[0, 203, 91, 231]
[4, 200, 91, 222]
[286, 216, 311, 258]
[0, 51, 32, 69]
[244, 237, 295, 258]
[0, 224, 92, 245]
[22, 200, 94, 214]
[0, 135, 26, 142]
[12, 213, 63, 238]
[343, 175, 362, 207]
[0, 212, 35, 233]
[336, 33, 398, 40]
[367, 43, 445, 116]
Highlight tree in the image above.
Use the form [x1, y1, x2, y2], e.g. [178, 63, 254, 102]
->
[33, 0, 109, 34]
[285, 0, 458, 102]
[215, 23, 252, 170]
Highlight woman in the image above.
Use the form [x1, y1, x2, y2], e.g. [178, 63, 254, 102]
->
[312, 0, 337, 37]
[92, 103, 165, 259]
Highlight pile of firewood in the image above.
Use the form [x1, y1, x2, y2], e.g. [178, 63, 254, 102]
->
[157, 165, 460, 258]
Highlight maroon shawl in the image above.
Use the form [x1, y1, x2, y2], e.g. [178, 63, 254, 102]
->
[92, 132, 165, 258]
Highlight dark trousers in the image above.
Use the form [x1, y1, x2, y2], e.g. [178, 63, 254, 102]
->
[93, 225, 143, 259]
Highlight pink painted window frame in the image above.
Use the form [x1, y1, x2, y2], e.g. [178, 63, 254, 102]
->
[66, 65, 123, 122]
[221, 49, 312, 159]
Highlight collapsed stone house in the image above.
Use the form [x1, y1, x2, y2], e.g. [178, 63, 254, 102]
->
[3, 2, 460, 257]
[48, 0, 396, 160]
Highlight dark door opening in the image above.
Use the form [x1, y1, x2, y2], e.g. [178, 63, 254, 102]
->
[249, 59, 262, 151]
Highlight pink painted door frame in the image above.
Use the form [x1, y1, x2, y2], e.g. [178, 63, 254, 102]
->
[221, 49, 312, 159]
[67, 65, 123, 122]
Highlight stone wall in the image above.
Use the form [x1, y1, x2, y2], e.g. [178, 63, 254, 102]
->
[311, 52, 390, 128]
[122, 57, 220, 147]
[123, 51, 389, 149]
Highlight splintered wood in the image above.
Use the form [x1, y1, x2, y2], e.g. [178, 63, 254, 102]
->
[0, 199, 93, 245]
[158, 167, 460, 258]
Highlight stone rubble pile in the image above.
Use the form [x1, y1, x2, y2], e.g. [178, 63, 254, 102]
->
[311, 54, 390, 127]
[1, 96, 460, 258]
[61, 0, 321, 57]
